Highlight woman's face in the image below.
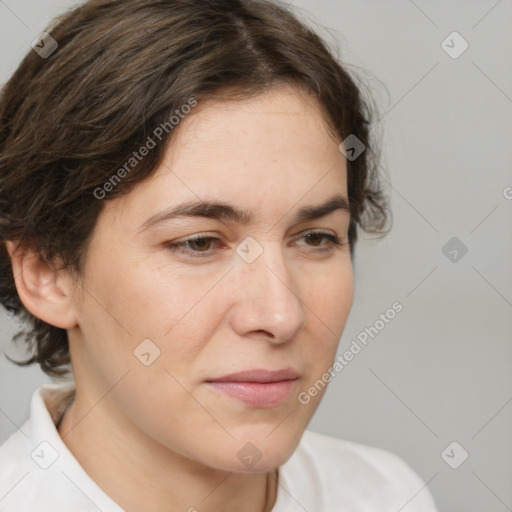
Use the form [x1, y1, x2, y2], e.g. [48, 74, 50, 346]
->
[68, 83, 354, 472]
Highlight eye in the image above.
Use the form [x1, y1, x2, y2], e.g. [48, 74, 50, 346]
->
[165, 235, 222, 258]
[164, 230, 345, 258]
[296, 231, 343, 250]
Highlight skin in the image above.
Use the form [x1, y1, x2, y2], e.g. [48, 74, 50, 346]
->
[7, 83, 354, 512]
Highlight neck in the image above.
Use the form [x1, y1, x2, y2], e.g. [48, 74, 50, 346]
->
[57, 391, 278, 512]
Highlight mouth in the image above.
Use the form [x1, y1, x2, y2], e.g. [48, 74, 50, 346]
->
[205, 368, 300, 408]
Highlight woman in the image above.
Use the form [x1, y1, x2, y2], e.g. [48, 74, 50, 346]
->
[0, 0, 438, 510]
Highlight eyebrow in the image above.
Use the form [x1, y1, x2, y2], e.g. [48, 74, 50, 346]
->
[138, 193, 350, 232]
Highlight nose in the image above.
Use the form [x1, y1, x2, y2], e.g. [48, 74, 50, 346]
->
[228, 239, 307, 344]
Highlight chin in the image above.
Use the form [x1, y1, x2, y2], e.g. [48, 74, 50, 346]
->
[206, 424, 304, 473]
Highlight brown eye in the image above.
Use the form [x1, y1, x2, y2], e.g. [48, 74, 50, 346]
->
[165, 236, 222, 258]
[304, 233, 325, 247]
[185, 237, 215, 252]
[297, 231, 342, 249]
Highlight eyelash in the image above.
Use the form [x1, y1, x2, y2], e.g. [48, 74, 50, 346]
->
[165, 231, 345, 258]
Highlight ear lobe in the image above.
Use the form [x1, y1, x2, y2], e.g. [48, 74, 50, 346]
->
[5, 240, 78, 329]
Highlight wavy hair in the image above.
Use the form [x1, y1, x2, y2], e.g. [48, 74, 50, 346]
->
[0, 0, 391, 378]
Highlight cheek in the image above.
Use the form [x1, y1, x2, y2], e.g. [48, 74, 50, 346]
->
[303, 257, 354, 329]
[75, 251, 228, 374]
[300, 259, 354, 367]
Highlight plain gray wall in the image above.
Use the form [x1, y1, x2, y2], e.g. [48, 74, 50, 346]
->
[1, 1, 511, 511]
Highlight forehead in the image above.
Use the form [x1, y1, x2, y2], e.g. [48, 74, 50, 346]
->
[156, 84, 344, 187]
[105, 84, 348, 228]
[169, 83, 337, 155]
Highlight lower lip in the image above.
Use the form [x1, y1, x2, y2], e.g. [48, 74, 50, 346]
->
[205, 379, 298, 408]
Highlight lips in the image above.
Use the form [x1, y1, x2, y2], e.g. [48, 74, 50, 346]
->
[206, 367, 300, 384]
[205, 367, 300, 408]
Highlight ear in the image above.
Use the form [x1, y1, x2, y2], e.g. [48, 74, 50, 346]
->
[5, 241, 78, 329]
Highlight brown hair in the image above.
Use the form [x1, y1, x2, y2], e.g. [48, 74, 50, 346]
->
[0, 0, 391, 378]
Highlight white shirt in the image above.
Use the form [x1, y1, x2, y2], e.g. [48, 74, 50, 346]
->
[0, 382, 438, 511]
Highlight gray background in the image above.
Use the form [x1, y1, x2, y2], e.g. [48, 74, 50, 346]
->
[1, 1, 511, 511]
